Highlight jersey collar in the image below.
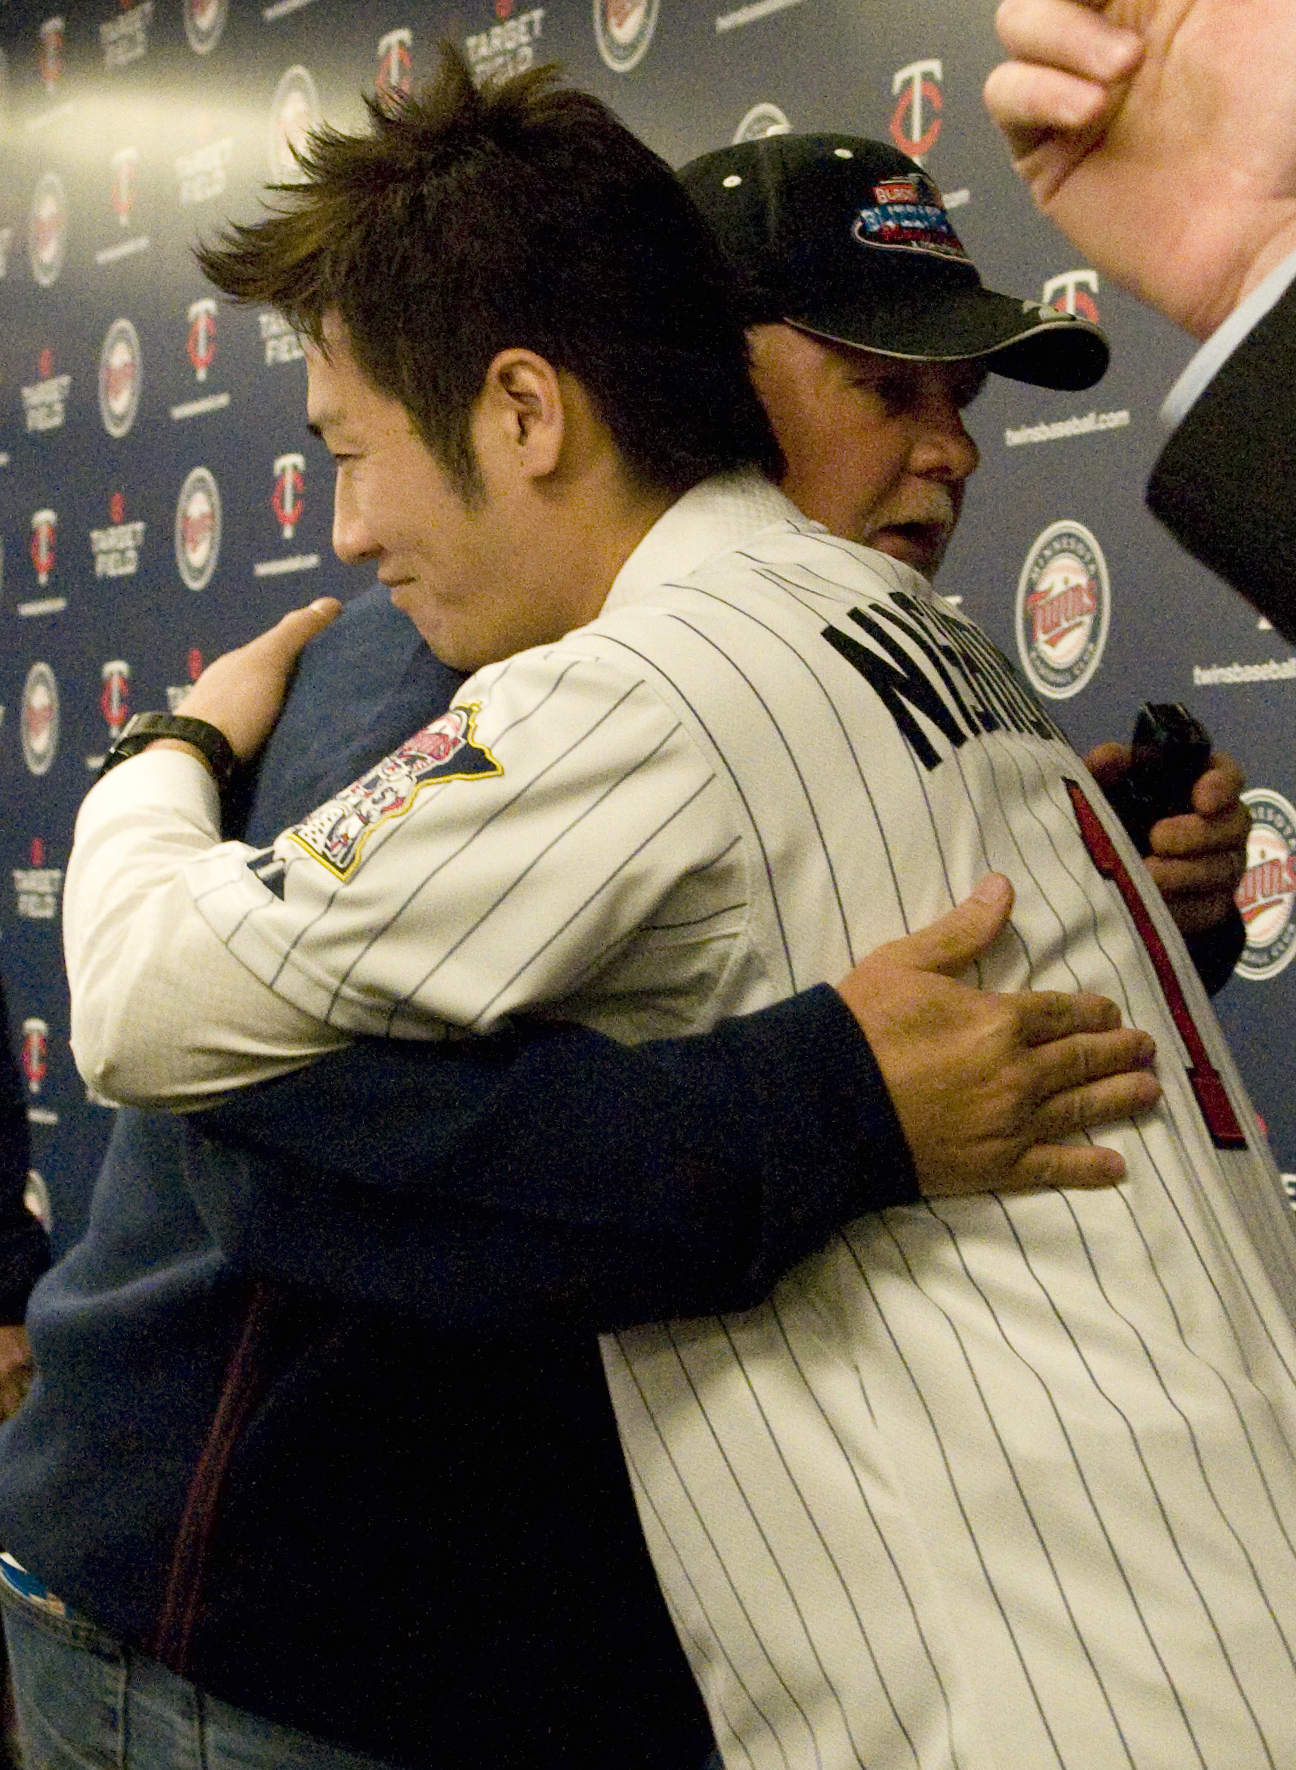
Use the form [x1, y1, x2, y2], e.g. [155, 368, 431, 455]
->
[601, 471, 807, 615]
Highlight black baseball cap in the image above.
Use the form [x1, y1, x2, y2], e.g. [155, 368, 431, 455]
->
[680, 133, 1109, 392]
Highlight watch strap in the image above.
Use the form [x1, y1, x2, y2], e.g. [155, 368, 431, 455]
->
[99, 711, 239, 790]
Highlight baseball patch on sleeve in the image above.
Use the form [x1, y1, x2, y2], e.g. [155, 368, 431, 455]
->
[282, 702, 502, 882]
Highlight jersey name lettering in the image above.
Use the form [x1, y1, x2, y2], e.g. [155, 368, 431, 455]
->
[823, 589, 1055, 771]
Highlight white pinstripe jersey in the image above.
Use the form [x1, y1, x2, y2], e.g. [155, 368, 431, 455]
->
[189, 475, 1296, 1769]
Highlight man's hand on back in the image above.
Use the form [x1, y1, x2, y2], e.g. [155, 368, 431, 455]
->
[984, 0, 1296, 338]
[836, 874, 1160, 1197]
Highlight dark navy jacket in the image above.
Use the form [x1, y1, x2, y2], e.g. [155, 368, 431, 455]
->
[0, 588, 916, 1768]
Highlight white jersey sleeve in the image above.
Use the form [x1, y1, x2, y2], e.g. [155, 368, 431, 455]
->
[69, 649, 737, 1088]
[64, 748, 350, 1108]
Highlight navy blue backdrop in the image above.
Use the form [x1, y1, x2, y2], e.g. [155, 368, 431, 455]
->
[1, 0, 1291, 1254]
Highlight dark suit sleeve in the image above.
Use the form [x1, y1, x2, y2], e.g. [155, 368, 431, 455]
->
[1148, 283, 1296, 641]
[0, 977, 50, 1324]
[187, 986, 916, 1335]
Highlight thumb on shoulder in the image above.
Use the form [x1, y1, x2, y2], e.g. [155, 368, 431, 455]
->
[263, 597, 343, 666]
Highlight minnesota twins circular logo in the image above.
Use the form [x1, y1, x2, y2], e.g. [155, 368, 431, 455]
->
[174, 466, 221, 592]
[184, 0, 229, 54]
[98, 318, 142, 438]
[1235, 787, 1296, 981]
[732, 102, 790, 143]
[1015, 519, 1110, 700]
[593, 0, 658, 73]
[28, 172, 66, 288]
[267, 65, 321, 183]
[21, 662, 59, 778]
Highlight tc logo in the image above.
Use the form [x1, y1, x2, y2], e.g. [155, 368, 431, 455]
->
[890, 59, 942, 161]
[28, 172, 66, 288]
[272, 453, 305, 540]
[20, 1020, 48, 1095]
[110, 147, 138, 225]
[377, 29, 413, 108]
[100, 659, 131, 739]
[1043, 270, 1100, 325]
[30, 510, 56, 586]
[187, 297, 217, 381]
[39, 16, 63, 91]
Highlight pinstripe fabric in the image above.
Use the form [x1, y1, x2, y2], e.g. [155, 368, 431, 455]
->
[190, 476, 1296, 1767]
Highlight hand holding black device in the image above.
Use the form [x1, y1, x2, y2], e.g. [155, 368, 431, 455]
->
[1102, 702, 1214, 856]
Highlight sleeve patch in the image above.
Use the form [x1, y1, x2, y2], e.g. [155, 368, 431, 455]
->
[282, 702, 503, 882]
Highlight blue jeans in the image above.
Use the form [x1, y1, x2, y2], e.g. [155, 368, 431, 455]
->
[0, 1575, 398, 1770]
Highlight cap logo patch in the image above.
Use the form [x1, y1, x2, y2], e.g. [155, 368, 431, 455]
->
[851, 175, 967, 262]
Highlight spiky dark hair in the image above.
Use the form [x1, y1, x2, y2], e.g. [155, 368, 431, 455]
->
[197, 45, 778, 497]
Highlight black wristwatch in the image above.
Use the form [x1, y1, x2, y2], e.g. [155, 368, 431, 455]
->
[99, 711, 240, 792]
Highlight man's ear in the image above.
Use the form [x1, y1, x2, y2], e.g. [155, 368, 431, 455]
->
[478, 349, 565, 481]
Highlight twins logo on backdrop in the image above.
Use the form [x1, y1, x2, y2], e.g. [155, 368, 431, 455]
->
[167, 646, 204, 712]
[97, 146, 150, 266]
[1044, 269, 1100, 324]
[173, 299, 231, 421]
[187, 298, 216, 381]
[890, 58, 942, 161]
[1235, 788, 1296, 981]
[175, 467, 221, 591]
[29, 511, 56, 591]
[256, 455, 319, 579]
[268, 66, 321, 184]
[168, 644, 206, 711]
[184, 0, 229, 56]
[90, 493, 145, 579]
[28, 173, 66, 288]
[22, 349, 70, 435]
[464, 2, 547, 84]
[733, 102, 790, 143]
[20, 663, 59, 778]
[376, 28, 413, 109]
[110, 147, 138, 227]
[594, 0, 657, 73]
[272, 454, 304, 540]
[100, 659, 131, 740]
[12, 835, 63, 922]
[38, 16, 64, 93]
[1015, 520, 1111, 700]
[20, 1020, 48, 1096]
[98, 319, 142, 438]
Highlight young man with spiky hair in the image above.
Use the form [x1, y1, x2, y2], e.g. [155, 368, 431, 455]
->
[32, 47, 1296, 1770]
